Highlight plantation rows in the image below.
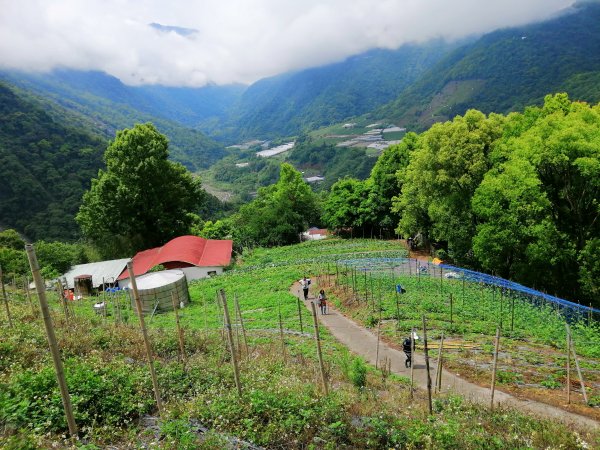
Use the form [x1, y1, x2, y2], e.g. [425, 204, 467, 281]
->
[316, 258, 600, 413]
[2, 239, 599, 447]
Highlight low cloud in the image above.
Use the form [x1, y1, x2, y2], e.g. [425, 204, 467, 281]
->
[0, 0, 573, 87]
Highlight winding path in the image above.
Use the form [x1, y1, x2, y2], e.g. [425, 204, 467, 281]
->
[290, 283, 599, 431]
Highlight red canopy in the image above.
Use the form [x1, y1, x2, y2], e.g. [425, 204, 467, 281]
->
[119, 235, 233, 280]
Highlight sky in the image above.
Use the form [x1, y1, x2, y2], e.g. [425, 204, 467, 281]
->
[0, 0, 574, 87]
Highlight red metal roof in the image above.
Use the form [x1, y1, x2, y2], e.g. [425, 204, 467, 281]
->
[119, 235, 233, 280]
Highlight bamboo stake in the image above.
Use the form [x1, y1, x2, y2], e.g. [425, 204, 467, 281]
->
[127, 262, 162, 414]
[422, 316, 433, 414]
[570, 333, 588, 405]
[500, 289, 504, 329]
[435, 332, 445, 393]
[24, 276, 36, 317]
[490, 327, 501, 410]
[26, 245, 77, 437]
[310, 301, 329, 395]
[102, 277, 107, 322]
[278, 302, 286, 362]
[566, 324, 571, 404]
[0, 265, 13, 328]
[375, 289, 382, 369]
[410, 326, 415, 399]
[219, 289, 242, 397]
[296, 296, 304, 333]
[171, 292, 186, 366]
[511, 295, 515, 332]
[395, 290, 401, 331]
[56, 281, 70, 325]
[234, 294, 249, 358]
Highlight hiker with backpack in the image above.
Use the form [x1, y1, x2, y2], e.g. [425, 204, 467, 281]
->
[300, 276, 311, 300]
[318, 289, 327, 314]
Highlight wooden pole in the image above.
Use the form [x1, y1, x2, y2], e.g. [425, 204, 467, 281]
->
[0, 265, 13, 328]
[395, 290, 401, 331]
[500, 289, 504, 329]
[296, 296, 304, 333]
[435, 332, 445, 393]
[375, 307, 382, 369]
[24, 276, 36, 317]
[410, 327, 415, 399]
[171, 292, 186, 366]
[566, 324, 571, 404]
[127, 262, 162, 414]
[25, 245, 78, 437]
[490, 327, 500, 410]
[310, 301, 329, 395]
[450, 294, 453, 325]
[422, 316, 433, 414]
[219, 289, 242, 397]
[278, 303, 286, 362]
[234, 294, 249, 358]
[56, 281, 70, 325]
[102, 277, 108, 321]
[570, 333, 588, 404]
[511, 295, 515, 332]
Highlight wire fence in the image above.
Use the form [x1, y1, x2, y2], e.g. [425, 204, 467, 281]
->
[332, 257, 600, 321]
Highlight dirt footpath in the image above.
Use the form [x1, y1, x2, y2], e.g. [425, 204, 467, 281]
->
[290, 283, 599, 431]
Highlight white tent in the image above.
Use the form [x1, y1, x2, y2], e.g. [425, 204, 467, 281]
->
[61, 258, 129, 289]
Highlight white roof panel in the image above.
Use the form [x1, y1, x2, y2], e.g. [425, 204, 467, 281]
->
[61, 258, 130, 289]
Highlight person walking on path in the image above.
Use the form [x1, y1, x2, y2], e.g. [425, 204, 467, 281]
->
[300, 276, 311, 300]
[403, 334, 413, 368]
[318, 289, 327, 315]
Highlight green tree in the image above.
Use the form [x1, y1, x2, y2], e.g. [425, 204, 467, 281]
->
[77, 123, 204, 257]
[579, 238, 600, 300]
[323, 178, 369, 235]
[363, 133, 416, 234]
[493, 94, 600, 298]
[0, 229, 25, 250]
[471, 158, 567, 288]
[394, 110, 505, 261]
[234, 164, 319, 247]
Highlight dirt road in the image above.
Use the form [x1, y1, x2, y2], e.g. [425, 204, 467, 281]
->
[291, 283, 599, 430]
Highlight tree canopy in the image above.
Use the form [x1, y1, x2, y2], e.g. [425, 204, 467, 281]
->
[329, 94, 600, 306]
[232, 163, 319, 247]
[77, 123, 205, 257]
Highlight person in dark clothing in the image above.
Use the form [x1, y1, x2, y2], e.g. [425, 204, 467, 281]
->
[403, 336, 413, 368]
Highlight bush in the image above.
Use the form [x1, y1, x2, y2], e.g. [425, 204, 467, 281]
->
[0, 357, 154, 433]
[349, 358, 367, 390]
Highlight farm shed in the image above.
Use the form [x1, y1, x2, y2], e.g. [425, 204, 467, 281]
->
[118, 235, 233, 283]
[121, 269, 189, 315]
[61, 258, 130, 290]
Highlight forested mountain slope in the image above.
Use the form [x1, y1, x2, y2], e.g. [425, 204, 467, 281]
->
[374, 1, 600, 130]
[0, 82, 106, 241]
[0, 70, 227, 169]
[220, 41, 457, 140]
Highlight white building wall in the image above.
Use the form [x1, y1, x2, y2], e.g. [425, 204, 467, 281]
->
[119, 266, 223, 289]
[179, 266, 223, 281]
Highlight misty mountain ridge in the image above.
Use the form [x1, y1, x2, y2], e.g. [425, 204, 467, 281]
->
[2, 1, 600, 155]
[372, 0, 600, 129]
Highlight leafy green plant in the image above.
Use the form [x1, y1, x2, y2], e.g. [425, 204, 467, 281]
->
[350, 358, 367, 390]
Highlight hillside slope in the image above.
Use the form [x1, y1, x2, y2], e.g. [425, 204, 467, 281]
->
[221, 41, 456, 140]
[0, 70, 227, 169]
[374, 1, 600, 130]
[0, 82, 106, 241]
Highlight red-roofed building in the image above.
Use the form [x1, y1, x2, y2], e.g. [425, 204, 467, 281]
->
[118, 235, 233, 285]
[301, 227, 330, 241]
